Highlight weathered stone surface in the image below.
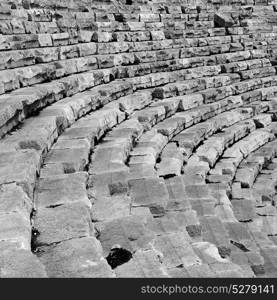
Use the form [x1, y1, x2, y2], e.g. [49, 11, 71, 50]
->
[96, 215, 154, 256]
[129, 178, 169, 215]
[38, 237, 114, 278]
[115, 91, 152, 115]
[34, 202, 93, 246]
[225, 222, 257, 251]
[90, 194, 131, 222]
[0, 150, 40, 197]
[36, 172, 90, 208]
[231, 200, 256, 222]
[199, 216, 230, 253]
[185, 263, 215, 277]
[153, 232, 201, 269]
[185, 185, 212, 200]
[260, 247, 277, 277]
[90, 146, 128, 175]
[0, 183, 32, 216]
[89, 169, 129, 197]
[214, 204, 237, 223]
[235, 164, 259, 188]
[214, 13, 235, 27]
[0, 242, 47, 278]
[192, 241, 229, 265]
[1, 0, 277, 279]
[115, 249, 168, 278]
[157, 157, 183, 177]
[190, 199, 216, 217]
[0, 213, 31, 250]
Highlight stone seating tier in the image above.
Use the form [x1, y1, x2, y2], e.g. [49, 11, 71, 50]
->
[1, 0, 277, 278]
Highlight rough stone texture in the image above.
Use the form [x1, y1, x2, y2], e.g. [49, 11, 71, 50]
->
[0, 242, 47, 278]
[96, 215, 155, 256]
[38, 237, 114, 278]
[34, 202, 93, 247]
[36, 172, 90, 208]
[129, 177, 169, 216]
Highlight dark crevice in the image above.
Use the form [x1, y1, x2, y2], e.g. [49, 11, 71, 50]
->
[251, 264, 265, 276]
[161, 174, 176, 180]
[239, 219, 253, 223]
[31, 228, 40, 253]
[106, 247, 133, 269]
[46, 204, 63, 209]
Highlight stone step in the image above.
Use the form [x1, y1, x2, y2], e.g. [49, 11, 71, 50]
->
[33, 201, 94, 247]
[153, 74, 239, 99]
[152, 232, 201, 269]
[260, 246, 277, 277]
[233, 139, 277, 188]
[130, 96, 245, 181]
[37, 237, 114, 278]
[223, 128, 275, 162]
[199, 215, 231, 256]
[2, 0, 277, 279]
[196, 118, 256, 169]
[208, 129, 276, 191]
[164, 176, 192, 211]
[42, 107, 124, 176]
[0, 241, 47, 278]
[0, 35, 264, 94]
[35, 172, 90, 209]
[129, 177, 169, 216]
[222, 58, 272, 73]
[154, 75, 277, 107]
[115, 249, 168, 277]
[0, 72, 127, 138]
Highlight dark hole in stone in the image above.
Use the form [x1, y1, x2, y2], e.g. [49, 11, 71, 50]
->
[156, 157, 161, 163]
[47, 204, 63, 208]
[162, 174, 176, 180]
[106, 247, 132, 269]
[22, 0, 29, 9]
[230, 240, 250, 252]
[126, 0, 133, 5]
[150, 206, 165, 217]
[31, 228, 40, 253]
[109, 182, 128, 196]
[251, 264, 265, 275]
[19, 140, 41, 151]
[81, 7, 89, 12]
[218, 245, 231, 258]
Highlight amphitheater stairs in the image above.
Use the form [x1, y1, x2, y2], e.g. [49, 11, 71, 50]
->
[1, 0, 277, 277]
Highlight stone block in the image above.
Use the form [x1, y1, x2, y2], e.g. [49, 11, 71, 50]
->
[39, 237, 114, 278]
[36, 172, 90, 209]
[34, 202, 93, 246]
[129, 178, 169, 216]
